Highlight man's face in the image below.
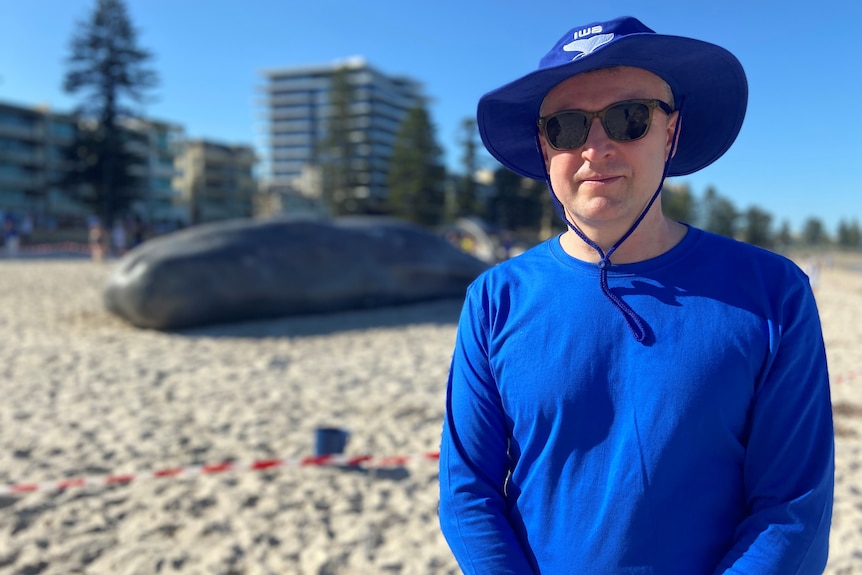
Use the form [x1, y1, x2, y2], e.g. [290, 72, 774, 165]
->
[539, 66, 678, 232]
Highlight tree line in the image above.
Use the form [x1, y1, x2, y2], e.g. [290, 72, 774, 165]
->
[659, 184, 860, 250]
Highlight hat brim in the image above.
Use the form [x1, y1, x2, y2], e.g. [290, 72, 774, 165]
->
[477, 33, 748, 179]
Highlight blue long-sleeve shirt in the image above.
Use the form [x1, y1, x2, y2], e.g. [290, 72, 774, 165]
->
[439, 227, 834, 574]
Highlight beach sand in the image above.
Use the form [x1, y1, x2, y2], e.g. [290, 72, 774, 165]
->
[0, 255, 860, 574]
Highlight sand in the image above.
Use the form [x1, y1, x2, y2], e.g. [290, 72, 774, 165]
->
[0, 255, 860, 574]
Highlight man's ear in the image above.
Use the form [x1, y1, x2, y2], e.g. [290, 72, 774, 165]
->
[666, 111, 681, 159]
[539, 133, 551, 170]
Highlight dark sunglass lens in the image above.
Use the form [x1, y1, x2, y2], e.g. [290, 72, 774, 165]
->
[605, 102, 651, 141]
[548, 112, 588, 149]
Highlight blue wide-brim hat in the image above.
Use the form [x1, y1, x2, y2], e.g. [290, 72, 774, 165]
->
[477, 16, 748, 180]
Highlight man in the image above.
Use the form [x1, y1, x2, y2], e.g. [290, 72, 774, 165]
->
[438, 16, 834, 574]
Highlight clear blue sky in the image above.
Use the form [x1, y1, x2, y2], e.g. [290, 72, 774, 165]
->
[1, 0, 860, 235]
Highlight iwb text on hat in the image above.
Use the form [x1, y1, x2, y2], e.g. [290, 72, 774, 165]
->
[574, 26, 603, 38]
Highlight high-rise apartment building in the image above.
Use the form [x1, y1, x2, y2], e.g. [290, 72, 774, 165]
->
[261, 57, 425, 213]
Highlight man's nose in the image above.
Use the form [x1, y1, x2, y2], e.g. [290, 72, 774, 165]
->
[581, 118, 616, 162]
[581, 117, 614, 158]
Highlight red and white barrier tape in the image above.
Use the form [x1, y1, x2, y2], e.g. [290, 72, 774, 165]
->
[0, 452, 440, 496]
[2, 366, 860, 496]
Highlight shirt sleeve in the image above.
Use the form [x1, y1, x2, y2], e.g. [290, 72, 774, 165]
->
[438, 282, 537, 574]
[713, 273, 834, 574]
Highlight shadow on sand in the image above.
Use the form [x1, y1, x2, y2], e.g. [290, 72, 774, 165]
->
[170, 298, 465, 340]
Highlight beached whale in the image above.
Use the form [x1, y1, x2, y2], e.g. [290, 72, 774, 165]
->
[103, 216, 489, 330]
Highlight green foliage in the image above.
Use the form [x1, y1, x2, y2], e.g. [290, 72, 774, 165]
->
[741, 205, 774, 249]
[57, 123, 144, 219]
[488, 168, 520, 230]
[456, 118, 480, 219]
[776, 220, 794, 249]
[62, 0, 157, 224]
[387, 105, 446, 226]
[319, 67, 359, 215]
[661, 182, 695, 224]
[487, 167, 546, 232]
[802, 217, 829, 246]
[837, 219, 861, 248]
[701, 186, 738, 238]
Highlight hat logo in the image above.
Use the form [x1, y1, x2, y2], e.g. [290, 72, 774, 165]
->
[563, 30, 614, 60]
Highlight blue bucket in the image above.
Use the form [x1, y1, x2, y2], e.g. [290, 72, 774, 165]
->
[314, 427, 350, 456]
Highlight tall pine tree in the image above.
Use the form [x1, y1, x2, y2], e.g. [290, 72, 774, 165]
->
[837, 219, 861, 249]
[701, 186, 738, 239]
[62, 0, 158, 225]
[802, 217, 829, 246]
[319, 66, 357, 216]
[661, 182, 695, 224]
[457, 117, 480, 219]
[387, 105, 445, 227]
[741, 205, 774, 249]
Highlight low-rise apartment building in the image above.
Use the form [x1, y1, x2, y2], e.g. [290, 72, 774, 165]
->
[173, 140, 257, 224]
[0, 100, 86, 224]
[0, 99, 258, 233]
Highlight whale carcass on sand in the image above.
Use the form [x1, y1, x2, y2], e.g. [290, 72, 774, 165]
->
[103, 216, 489, 330]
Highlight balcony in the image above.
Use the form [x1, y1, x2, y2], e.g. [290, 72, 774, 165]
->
[0, 122, 43, 141]
[147, 187, 181, 201]
[0, 171, 41, 189]
[124, 139, 150, 156]
[267, 77, 329, 92]
[151, 163, 179, 179]
[269, 108, 314, 121]
[271, 134, 313, 146]
[0, 189, 31, 209]
[0, 148, 44, 166]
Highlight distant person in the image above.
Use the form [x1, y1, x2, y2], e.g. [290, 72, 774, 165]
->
[19, 213, 33, 244]
[130, 215, 145, 248]
[803, 256, 823, 292]
[111, 220, 127, 257]
[3, 215, 20, 258]
[438, 15, 834, 574]
[88, 220, 107, 262]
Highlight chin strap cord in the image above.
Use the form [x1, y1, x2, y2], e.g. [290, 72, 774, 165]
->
[539, 102, 683, 343]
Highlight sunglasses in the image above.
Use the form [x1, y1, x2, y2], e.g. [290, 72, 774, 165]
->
[538, 99, 674, 150]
